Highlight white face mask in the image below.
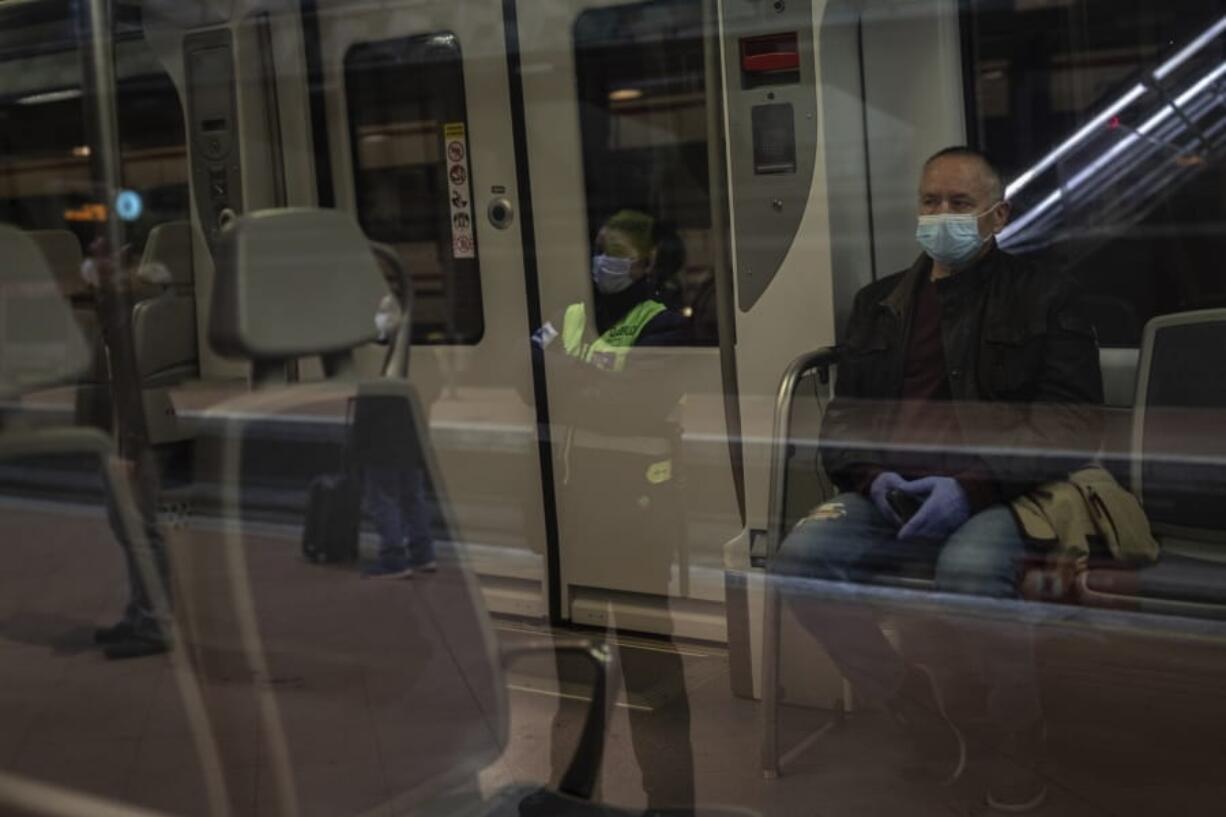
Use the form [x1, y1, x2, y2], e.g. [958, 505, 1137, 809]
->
[591, 254, 637, 294]
[915, 201, 1002, 268]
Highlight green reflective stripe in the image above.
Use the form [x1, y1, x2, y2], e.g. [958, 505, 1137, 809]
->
[562, 302, 588, 358]
[584, 300, 666, 372]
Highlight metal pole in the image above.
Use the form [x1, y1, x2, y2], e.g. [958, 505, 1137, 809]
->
[77, 0, 153, 459]
[80, 0, 125, 257]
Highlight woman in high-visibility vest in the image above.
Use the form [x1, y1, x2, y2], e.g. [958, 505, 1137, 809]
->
[538, 209, 696, 809]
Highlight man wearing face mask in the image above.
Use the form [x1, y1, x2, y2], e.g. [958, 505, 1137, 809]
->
[771, 147, 1102, 812]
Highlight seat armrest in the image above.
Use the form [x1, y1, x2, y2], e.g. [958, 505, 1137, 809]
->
[767, 347, 841, 560]
[501, 640, 614, 801]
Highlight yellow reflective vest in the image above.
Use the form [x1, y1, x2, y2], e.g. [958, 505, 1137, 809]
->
[561, 299, 667, 372]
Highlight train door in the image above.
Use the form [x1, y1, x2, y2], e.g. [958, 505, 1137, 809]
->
[313, 0, 549, 615]
[514, 0, 744, 638]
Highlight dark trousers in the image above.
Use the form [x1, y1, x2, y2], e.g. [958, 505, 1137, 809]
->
[103, 451, 170, 638]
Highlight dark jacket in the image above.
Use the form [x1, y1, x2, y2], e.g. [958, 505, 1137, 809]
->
[821, 245, 1104, 502]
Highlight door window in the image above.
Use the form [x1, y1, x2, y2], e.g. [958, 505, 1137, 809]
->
[345, 33, 484, 345]
[574, 0, 723, 346]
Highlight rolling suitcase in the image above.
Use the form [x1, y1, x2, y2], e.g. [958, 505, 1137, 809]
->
[302, 472, 361, 563]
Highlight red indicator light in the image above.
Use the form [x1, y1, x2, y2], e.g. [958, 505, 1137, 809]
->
[741, 32, 800, 74]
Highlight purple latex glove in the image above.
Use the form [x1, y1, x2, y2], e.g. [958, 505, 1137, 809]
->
[896, 476, 971, 541]
[869, 471, 908, 527]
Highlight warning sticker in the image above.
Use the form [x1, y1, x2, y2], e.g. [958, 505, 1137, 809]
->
[444, 122, 475, 259]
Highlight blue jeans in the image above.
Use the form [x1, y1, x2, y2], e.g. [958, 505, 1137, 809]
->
[772, 492, 1041, 730]
[364, 465, 436, 566]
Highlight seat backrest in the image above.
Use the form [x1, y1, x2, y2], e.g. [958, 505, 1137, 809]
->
[210, 208, 384, 364]
[1132, 308, 1226, 541]
[182, 208, 507, 815]
[26, 229, 88, 300]
[132, 221, 199, 383]
[26, 229, 108, 384]
[137, 219, 195, 291]
[0, 225, 89, 400]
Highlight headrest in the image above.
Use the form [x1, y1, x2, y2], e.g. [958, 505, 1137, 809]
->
[0, 224, 89, 399]
[210, 208, 385, 360]
[138, 220, 195, 287]
[26, 229, 87, 299]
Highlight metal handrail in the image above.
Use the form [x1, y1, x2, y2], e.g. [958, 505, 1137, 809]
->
[762, 345, 839, 780]
[370, 241, 413, 380]
[765, 346, 841, 559]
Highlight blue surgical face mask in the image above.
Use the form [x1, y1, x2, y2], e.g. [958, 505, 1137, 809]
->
[915, 202, 1002, 268]
[591, 254, 637, 294]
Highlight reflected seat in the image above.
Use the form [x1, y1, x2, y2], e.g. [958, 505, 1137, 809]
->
[25, 229, 108, 427]
[1081, 552, 1226, 616]
[0, 223, 183, 812]
[131, 220, 200, 444]
[1077, 309, 1226, 618]
[187, 207, 747, 817]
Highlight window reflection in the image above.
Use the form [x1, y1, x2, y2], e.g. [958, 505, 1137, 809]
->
[575, 0, 721, 344]
[345, 33, 485, 345]
[970, 1, 1226, 346]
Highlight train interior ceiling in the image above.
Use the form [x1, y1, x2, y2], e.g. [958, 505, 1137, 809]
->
[3, 0, 1226, 816]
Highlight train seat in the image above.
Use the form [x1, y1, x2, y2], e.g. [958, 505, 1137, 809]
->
[131, 221, 199, 444]
[1077, 309, 1226, 617]
[1080, 552, 1226, 615]
[26, 230, 108, 411]
[768, 309, 1226, 617]
[187, 207, 685, 817]
[132, 220, 199, 386]
[0, 225, 91, 399]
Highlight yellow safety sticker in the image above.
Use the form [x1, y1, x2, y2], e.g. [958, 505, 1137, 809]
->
[646, 460, 672, 484]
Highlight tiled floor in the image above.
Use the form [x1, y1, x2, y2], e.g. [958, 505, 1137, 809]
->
[4, 497, 1226, 817]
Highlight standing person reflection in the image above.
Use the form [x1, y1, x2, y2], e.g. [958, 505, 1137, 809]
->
[537, 209, 695, 811]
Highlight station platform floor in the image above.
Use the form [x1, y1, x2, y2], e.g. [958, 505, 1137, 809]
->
[3, 494, 1226, 817]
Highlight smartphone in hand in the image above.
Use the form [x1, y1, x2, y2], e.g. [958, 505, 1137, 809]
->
[886, 489, 923, 524]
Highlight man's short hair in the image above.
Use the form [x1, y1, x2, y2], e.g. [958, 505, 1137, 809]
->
[923, 146, 1005, 202]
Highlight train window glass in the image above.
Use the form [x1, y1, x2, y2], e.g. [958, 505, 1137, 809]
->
[345, 33, 484, 346]
[115, 36, 190, 254]
[574, 0, 722, 346]
[0, 46, 89, 235]
[0, 18, 188, 257]
[967, 0, 1226, 347]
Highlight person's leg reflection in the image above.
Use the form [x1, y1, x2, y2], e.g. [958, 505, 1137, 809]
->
[403, 465, 436, 569]
[549, 620, 612, 803]
[932, 505, 1046, 811]
[771, 493, 967, 784]
[621, 608, 694, 812]
[97, 450, 171, 659]
[771, 493, 915, 705]
[363, 466, 411, 577]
